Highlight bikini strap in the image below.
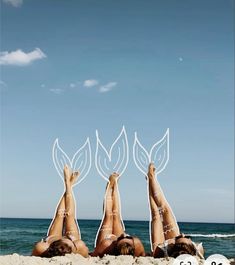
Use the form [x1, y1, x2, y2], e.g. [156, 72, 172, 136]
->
[156, 241, 169, 257]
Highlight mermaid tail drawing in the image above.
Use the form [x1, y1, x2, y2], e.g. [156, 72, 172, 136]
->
[94, 126, 129, 247]
[95, 126, 129, 181]
[52, 138, 92, 185]
[133, 128, 169, 176]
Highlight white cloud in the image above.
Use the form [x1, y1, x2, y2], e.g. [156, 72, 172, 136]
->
[3, 0, 23, 7]
[0, 80, 7, 87]
[41, 84, 45, 88]
[83, 79, 99, 87]
[0, 48, 46, 66]
[70, 83, 76, 88]
[49, 88, 64, 95]
[99, 82, 117, 93]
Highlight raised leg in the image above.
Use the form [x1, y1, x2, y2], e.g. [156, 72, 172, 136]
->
[147, 173, 165, 252]
[111, 173, 125, 237]
[47, 185, 66, 237]
[95, 179, 114, 247]
[148, 163, 180, 240]
[63, 166, 81, 240]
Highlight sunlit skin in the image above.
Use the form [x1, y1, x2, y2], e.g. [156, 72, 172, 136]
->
[147, 163, 204, 258]
[32, 165, 89, 257]
[92, 173, 145, 257]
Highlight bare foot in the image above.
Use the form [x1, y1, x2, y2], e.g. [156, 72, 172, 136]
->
[70, 171, 79, 186]
[148, 163, 155, 178]
[64, 165, 71, 184]
[109, 172, 119, 185]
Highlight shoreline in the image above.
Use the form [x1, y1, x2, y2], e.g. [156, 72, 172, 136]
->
[0, 254, 234, 265]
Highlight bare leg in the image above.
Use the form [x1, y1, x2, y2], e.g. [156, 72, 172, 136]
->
[147, 174, 165, 252]
[111, 174, 125, 237]
[32, 167, 83, 257]
[95, 179, 114, 246]
[64, 166, 81, 240]
[148, 163, 180, 240]
[47, 193, 66, 237]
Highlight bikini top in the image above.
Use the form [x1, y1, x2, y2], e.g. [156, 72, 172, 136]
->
[42, 234, 78, 250]
[42, 233, 78, 242]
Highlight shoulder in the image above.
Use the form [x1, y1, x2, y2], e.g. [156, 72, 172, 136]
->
[73, 239, 89, 257]
[32, 241, 49, 256]
[133, 237, 145, 257]
[92, 238, 116, 257]
[32, 235, 61, 257]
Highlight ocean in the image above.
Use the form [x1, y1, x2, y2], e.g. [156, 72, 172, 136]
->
[0, 218, 234, 258]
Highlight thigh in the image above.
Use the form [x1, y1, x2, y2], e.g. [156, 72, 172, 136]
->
[96, 215, 113, 246]
[162, 206, 180, 240]
[112, 214, 124, 237]
[65, 216, 80, 240]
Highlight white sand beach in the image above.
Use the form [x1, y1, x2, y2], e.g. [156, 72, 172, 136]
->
[0, 254, 234, 265]
[0, 254, 178, 265]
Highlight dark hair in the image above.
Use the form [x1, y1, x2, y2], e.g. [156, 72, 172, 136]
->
[42, 239, 72, 258]
[114, 242, 135, 256]
[169, 242, 197, 258]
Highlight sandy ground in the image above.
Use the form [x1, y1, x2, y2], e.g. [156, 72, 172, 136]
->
[0, 254, 234, 265]
[0, 254, 175, 265]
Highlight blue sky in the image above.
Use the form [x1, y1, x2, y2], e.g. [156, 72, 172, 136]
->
[0, 0, 234, 223]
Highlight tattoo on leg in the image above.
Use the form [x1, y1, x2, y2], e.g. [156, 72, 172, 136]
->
[58, 209, 66, 217]
[158, 207, 165, 222]
[100, 225, 112, 232]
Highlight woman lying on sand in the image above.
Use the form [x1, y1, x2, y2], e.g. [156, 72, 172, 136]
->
[92, 173, 145, 257]
[147, 163, 204, 258]
[32, 165, 89, 258]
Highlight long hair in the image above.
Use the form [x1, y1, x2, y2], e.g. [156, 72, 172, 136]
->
[114, 242, 135, 256]
[169, 242, 197, 258]
[42, 239, 72, 258]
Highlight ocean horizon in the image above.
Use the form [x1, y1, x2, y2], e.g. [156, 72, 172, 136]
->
[0, 218, 234, 258]
[1, 217, 234, 224]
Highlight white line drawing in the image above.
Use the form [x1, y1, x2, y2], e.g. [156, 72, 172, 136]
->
[94, 126, 128, 247]
[133, 129, 172, 252]
[52, 138, 92, 186]
[133, 128, 169, 177]
[95, 126, 129, 181]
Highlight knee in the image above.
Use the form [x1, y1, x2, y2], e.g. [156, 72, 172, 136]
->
[151, 210, 159, 219]
[160, 205, 169, 215]
[113, 213, 121, 222]
[103, 214, 113, 224]
[56, 209, 66, 218]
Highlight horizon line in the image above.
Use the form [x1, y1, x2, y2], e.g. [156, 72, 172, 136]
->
[0, 217, 234, 225]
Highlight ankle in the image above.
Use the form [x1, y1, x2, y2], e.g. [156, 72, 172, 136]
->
[65, 181, 72, 190]
[147, 172, 154, 179]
